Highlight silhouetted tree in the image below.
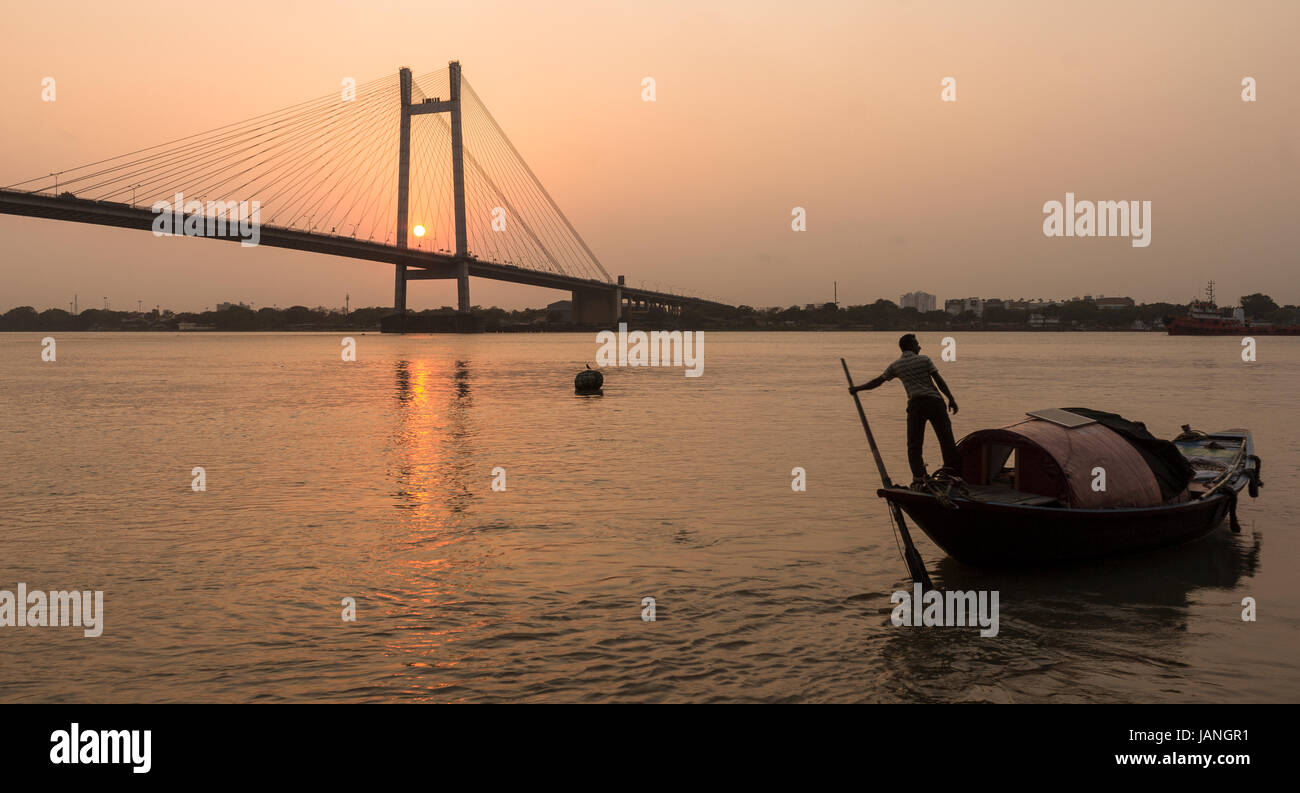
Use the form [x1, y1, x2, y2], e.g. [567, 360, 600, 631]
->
[1, 306, 39, 330]
[1240, 293, 1278, 320]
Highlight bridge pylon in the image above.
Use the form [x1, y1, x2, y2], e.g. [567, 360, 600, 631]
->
[394, 62, 471, 328]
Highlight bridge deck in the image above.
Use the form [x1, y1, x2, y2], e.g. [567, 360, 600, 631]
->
[0, 189, 727, 310]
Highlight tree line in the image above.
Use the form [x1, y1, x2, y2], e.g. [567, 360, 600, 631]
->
[0, 304, 562, 332]
[3, 293, 1295, 331]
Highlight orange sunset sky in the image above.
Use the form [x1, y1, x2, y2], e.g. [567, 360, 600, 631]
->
[1, 0, 1297, 312]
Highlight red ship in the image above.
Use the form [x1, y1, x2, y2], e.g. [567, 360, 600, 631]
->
[1165, 281, 1300, 336]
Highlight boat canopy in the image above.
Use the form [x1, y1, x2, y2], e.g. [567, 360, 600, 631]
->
[956, 408, 1191, 508]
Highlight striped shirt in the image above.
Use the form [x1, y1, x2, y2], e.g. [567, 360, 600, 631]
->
[882, 351, 941, 401]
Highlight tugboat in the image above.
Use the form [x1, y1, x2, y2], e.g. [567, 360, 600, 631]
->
[1165, 281, 1300, 335]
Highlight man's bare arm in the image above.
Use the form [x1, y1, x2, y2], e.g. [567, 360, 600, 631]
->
[849, 375, 887, 394]
[932, 373, 958, 414]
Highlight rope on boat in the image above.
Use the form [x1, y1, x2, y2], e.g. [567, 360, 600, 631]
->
[918, 470, 969, 510]
[1188, 457, 1230, 474]
[884, 501, 909, 569]
[1192, 446, 1260, 533]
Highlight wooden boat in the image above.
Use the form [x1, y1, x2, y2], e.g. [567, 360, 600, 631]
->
[877, 408, 1262, 567]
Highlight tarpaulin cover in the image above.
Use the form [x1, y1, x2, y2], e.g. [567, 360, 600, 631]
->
[957, 413, 1174, 508]
[1061, 408, 1195, 502]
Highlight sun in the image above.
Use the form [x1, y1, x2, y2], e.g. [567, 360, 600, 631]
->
[413, 225, 426, 238]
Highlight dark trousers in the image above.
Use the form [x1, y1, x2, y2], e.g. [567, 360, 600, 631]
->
[906, 395, 960, 480]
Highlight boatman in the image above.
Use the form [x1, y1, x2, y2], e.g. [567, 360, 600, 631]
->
[850, 333, 960, 487]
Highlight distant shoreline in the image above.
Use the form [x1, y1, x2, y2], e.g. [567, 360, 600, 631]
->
[6, 294, 1294, 334]
[0, 325, 1171, 333]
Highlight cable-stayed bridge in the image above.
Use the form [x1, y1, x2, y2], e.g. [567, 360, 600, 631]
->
[0, 62, 729, 328]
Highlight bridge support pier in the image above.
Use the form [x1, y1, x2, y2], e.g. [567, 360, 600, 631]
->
[457, 260, 470, 313]
[450, 62, 469, 314]
[394, 62, 472, 325]
[394, 67, 413, 327]
[572, 287, 619, 326]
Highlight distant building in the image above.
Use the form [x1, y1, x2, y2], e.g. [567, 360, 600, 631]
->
[983, 298, 1005, 311]
[945, 297, 984, 317]
[1028, 313, 1061, 328]
[216, 301, 251, 311]
[547, 300, 573, 321]
[899, 291, 937, 313]
[1095, 296, 1136, 310]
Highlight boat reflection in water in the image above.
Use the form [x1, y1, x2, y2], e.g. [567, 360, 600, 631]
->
[876, 524, 1263, 702]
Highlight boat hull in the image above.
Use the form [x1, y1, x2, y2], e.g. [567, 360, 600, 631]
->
[1167, 324, 1300, 336]
[878, 487, 1235, 567]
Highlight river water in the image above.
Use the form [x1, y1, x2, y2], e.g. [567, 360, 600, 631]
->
[1, 331, 1296, 702]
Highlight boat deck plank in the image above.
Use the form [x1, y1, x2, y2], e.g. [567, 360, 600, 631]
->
[961, 483, 1060, 506]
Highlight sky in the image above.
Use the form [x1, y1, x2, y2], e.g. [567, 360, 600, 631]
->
[1, 0, 1297, 313]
